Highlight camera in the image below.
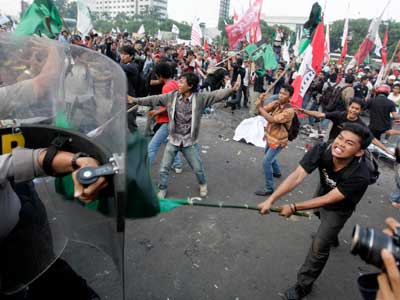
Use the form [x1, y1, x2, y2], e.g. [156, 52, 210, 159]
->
[351, 224, 400, 268]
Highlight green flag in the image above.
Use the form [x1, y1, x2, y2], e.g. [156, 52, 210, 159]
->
[262, 45, 278, 70]
[298, 2, 322, 56]
[251, 43, 267, 61]
[245, 43, 258, 57]
[15, 0, 63, 38]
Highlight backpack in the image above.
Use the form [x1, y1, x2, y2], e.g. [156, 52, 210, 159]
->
[283, 103, 300, 141]
[343, 149, 380, 185]
[323, 85, 346, 112]
[326, 144, 380, 185]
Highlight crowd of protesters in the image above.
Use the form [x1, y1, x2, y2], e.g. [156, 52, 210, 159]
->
[2, 25, 400, 300]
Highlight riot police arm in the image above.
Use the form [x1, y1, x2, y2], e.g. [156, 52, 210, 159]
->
[1, 148, 105, 202]
[37, 149, 106, 202]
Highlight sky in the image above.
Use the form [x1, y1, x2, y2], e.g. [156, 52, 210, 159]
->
[1, 0, 400, 27]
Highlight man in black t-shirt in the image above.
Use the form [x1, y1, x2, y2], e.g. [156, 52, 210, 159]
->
[366, 84, 400, 140]
[120, 46, 140, 132]
[298, 97, 393, 155]
[258, 123, 373, 300]
[353, 75, 369, 102]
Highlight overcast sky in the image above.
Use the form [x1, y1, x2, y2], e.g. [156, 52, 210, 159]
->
[1, 0, 399, 27]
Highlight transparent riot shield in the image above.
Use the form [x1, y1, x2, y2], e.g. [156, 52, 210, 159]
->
[0, 33, 126, 298]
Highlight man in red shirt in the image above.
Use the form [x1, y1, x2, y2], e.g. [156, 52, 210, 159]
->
[147, 62, 182, 173]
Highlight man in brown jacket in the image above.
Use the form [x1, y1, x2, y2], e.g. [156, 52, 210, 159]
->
[255, 84, 295, 196]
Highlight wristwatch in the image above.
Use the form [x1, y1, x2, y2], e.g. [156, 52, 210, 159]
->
[71, 152, 90, 170]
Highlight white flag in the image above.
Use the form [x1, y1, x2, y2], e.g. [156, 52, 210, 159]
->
[157, 29, 162, 40]
[172, 24, 180, 35]
[116, 27, 121, 33]
[191, 18, 202, 46]
[374, 32, 383, 57]
[137, 24, 145, 35]
[77, 0, 92, 36]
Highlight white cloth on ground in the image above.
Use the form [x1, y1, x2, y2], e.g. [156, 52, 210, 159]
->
[233, 116, 267, 148]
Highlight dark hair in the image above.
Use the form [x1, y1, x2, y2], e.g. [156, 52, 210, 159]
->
[236, 58, 243, 66]
[393, 83, 400, 89]
[360, 75, 368, 82]
[119, 45, 136, 57]
[180, 72, 199, 92]
[187, 50, 194, 57]
[155, 62, 173, 79]
[349, 97, 364, 110]
[341, 122, 373, 149]
[281, 84, 294, 96]
[345, 74, 355, 84]
[329, 73, 337, 82]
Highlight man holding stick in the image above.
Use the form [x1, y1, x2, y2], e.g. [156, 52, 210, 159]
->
[258, 123, 374, 300]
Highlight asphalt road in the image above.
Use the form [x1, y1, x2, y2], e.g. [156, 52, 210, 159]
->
[64, 103, 399, 300]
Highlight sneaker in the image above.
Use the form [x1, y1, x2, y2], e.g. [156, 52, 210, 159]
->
[174, 167, 183, 174]
[284, 284, 311, 300]
[157, 189, 167, 199]
[273, 173, 282, 178]
[199, 184, 208, 197]
[254, 189, 273, 196]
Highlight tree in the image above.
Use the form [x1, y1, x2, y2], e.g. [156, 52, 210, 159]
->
[329, 18, 400, 58]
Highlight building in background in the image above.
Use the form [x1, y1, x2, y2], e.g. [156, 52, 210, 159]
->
[91, 0, 168, 19]
[218, 0, 230, 30]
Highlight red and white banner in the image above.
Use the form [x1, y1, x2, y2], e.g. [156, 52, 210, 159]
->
[347, 7, 386, 70]
[374, 25, 389, 88]
[291, 22, 325, 109]
[191, 19, 202, 46]
[225, 0, 263, 49]
[324, 22, 330, 63]
[338, 17, 349, 65]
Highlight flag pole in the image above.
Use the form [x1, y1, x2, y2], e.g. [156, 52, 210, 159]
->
[60, 15, 73, 36]
[383, 40, 400, 81]
[214, 43, 265, 67]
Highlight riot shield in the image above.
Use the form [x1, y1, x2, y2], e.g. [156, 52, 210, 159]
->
[0, 33, 126, 298]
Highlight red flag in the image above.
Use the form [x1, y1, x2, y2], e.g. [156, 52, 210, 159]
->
[291, 22, 325, 109]
[348, 16, 383, 69]
[225, 0, 263, 49]
[339, 38, 348, 65]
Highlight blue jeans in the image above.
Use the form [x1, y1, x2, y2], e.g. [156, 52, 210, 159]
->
[263, 144, 282, 191]
[148, 123, 181, 168]
[159, 142, 206, 190]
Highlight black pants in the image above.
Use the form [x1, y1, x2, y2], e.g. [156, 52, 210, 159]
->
[0, 182, 94, 300]
[296, 207, 353, 290]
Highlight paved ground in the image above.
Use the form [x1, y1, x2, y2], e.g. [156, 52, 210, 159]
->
[64, 103, 399, 300]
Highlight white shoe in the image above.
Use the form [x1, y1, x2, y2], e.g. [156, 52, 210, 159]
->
[174, 167, 183, 174]
[199, 184, 208, 197]
[157, 189, 167, 199]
